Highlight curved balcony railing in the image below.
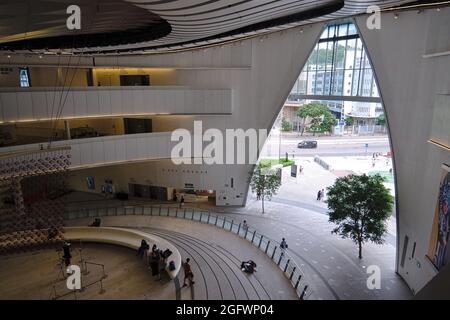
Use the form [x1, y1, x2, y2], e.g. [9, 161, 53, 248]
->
[0, 86, 232, 123]
[64, 204, 314, 300]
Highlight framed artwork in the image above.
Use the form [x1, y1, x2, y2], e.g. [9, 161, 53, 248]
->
[427, 164, 450, 271]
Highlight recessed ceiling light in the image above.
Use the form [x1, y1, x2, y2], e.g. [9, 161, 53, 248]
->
[7, 55, 11, 58]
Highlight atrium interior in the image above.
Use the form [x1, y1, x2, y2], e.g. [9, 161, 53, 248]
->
[0, 0, 449, 302]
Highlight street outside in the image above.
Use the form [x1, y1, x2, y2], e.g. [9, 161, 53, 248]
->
[262, 129, 390, 157]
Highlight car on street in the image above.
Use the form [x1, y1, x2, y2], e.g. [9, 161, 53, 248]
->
[297, 140, 318, 149]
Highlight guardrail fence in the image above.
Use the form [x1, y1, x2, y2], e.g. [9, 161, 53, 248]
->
[65, 204, 313, 300]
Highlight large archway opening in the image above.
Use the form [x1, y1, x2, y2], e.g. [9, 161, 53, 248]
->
[248, 21, 409, 300]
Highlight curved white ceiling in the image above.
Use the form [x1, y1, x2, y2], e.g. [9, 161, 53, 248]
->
[0, 0, 435, 54]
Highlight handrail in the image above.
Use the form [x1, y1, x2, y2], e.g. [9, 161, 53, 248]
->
[65, 204, 314, 300]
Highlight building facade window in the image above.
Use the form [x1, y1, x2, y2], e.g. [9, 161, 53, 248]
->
[289, 22, 380, 99]
[19, 67, 30, 87]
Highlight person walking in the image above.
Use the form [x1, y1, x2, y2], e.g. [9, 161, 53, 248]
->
[179, 195, 185, 208]
[280, 238, 288, 256]
[242, 220, 248, 231]
[320, 189, 325, 201]
[182, 258, 195, 287]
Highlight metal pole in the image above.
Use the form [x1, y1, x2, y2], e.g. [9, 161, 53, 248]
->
[265, 240, 270, 253]
[222, 217, 226, 228]
[244, 227, 249, 239]
[207, 213, 210, 224]
[99, 279, 105, 294]
[295, 274, 302, 289]
[258, 235, 263, 248]
[251, 230, 256, 243]
[272, 246, 277, 259]
[237, 223, 241, 235]
[290, 267, 296, 280]
[230, 220, 233, 231]
[284, 259, 290, 272]
[300, 285, 308, 300]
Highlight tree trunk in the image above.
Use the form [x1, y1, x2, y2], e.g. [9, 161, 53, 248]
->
[358, 241, 362, 259]
[262, 195, 265, 214]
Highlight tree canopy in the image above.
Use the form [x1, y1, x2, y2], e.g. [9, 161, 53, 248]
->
[249, 165, 282, 214]
[376, 114, 386, 126]
[326, 174, 393, 259]
[297, 103, 337, 135]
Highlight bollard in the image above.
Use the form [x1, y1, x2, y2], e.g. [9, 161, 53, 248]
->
[230, 220, 233, 231]
[237, 223, 241, 235]
[207, 213, 210, 224]
[258, 235, 263, 248]
[252, 230, 256, 243]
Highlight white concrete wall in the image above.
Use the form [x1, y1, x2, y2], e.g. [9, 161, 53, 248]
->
[355, 8, 450, 293]
[0, 86, 231, 123]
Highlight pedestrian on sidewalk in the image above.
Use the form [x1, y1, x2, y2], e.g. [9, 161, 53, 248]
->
[316, 190, 321, 201]
[280, 238, 288, 256]
[179, 195, 185, 208]
[320, 189, 325, 201]
[242, 220, 249, 231]
[182, 258, 195, 287]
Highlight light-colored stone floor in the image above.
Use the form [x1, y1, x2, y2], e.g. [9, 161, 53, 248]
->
[0, 243, 176, 300]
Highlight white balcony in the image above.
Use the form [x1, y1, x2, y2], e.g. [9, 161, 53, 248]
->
[0, 132, 176, 169]
[0, 86, 232, 123]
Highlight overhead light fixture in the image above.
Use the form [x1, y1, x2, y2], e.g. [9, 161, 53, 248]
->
[7, 55, 11, 58]
[38, 55, 43, 59]
[394, 13, 399, 19]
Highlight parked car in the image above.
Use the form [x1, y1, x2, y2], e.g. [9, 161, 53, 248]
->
[297, 140, 318, 149]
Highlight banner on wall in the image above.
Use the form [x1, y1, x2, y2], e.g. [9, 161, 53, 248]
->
[427, 164, 450, 271]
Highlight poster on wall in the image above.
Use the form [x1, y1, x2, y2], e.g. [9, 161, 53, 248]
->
[427, 164, 450, 271]
[86, 176, 95, 190]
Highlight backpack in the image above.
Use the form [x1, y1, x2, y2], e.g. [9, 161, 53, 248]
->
[168, 261, 176, 271]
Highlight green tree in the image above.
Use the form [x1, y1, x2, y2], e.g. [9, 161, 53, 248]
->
[376, 114, 386, 126]
[308, 45, 346, 66]
[249, 165, 282, 214]
[297, 103, 337, 135]
[345, 117, 354, 127]
[281, 118, 292, 132]
[326, 174, 393, 259]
